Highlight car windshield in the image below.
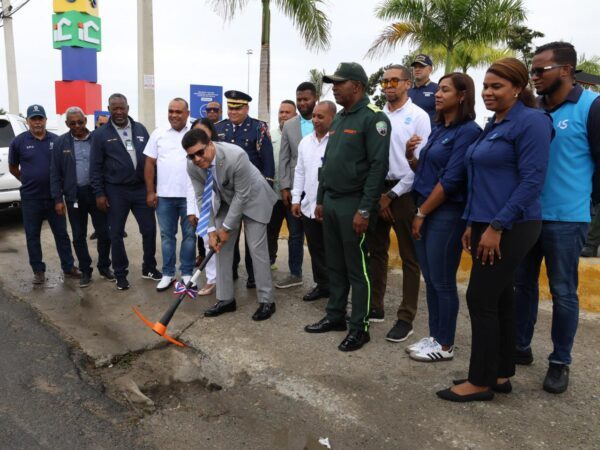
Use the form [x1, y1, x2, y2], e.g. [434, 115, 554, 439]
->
[0, 120, 16, 147]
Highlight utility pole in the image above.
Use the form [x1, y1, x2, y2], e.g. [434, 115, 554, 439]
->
[246, 49, 253, 94]
[1, 0, 20, 114]
[137, 0, 155, 131]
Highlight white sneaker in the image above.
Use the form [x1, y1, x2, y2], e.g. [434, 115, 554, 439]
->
[181, 275, 197, 289]
[156, 275, 174, 292]
[409, 340, 454, 362]
[405, 336, 434, 354]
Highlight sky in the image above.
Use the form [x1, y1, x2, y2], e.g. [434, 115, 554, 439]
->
[0, 0, 599, 130]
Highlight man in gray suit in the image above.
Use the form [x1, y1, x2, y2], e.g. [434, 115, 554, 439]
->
[277, 82, 318, 294]
[184, 128, 278, 321]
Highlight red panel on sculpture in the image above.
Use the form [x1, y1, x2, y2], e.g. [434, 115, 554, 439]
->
[55, 80, 102, 114]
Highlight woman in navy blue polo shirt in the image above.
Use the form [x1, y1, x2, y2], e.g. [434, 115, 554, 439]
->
[404, 73, 481, 362]
[437, 58, 553, 402]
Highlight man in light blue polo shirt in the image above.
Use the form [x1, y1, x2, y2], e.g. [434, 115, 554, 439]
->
[514, 42, 600, 394]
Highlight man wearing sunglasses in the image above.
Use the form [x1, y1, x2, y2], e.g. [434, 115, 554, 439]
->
[514, 42, 600, 394]
[215, 90, 275, 289]
[205, 102, 222, 124]
[409, 54, 438, 122]
[369, 64, 430, 343]
[184, 128, 278, 321]
[50, 106, 114, 288]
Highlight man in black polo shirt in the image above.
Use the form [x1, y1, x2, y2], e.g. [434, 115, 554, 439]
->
[408, 54, 438, 122]
[8, 104, 79, 284]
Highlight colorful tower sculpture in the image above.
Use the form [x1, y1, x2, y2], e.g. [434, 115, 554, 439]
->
[52, 0, 102, 114]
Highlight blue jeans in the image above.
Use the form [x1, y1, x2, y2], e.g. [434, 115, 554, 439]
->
[21, 198, 74, 273]
[266, 200, 304, 276]
[66, 185, 111, 275]
[156, 197, 196, 277]
[514, 221, 589, 365]
[413, 204, 465, 346]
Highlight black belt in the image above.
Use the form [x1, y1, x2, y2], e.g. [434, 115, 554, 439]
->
[384, 179, 399, 188]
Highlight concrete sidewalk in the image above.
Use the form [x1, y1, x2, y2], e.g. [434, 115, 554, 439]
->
[1, 213, 599, 449]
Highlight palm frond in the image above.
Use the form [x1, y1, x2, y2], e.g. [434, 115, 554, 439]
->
[209, 0, 251, 21]
[366, 22, 422, 59]
[274, 0, 331, 51]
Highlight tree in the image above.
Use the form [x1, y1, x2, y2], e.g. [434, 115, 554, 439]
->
[506, 26, 545, 70]
[577, 54, 600, 93]
[0, 108, 6, 115]
[366, 66, 390, 109]
[367, 0, 526, 74]
[308, 68, 331, 100]
[210, 0, 331, 122]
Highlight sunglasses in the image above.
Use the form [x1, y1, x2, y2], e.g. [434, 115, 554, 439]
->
[206, 107, 220, 113]
[529, 64, 568, 77]
[186, 145, 209, 160]
[380, 77, 409, 88]
[67, 120, 85, 126]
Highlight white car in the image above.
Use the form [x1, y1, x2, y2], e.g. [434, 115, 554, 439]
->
[0, 114, 28, 210]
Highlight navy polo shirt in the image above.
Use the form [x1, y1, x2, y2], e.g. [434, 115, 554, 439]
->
[8, 130, 58, 200]
[463, 100, 553, 229]
[409, 80, 438, 121]
[413, 120, 481, 204]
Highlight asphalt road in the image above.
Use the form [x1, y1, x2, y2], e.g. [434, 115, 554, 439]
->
[0, 290, 140, 449]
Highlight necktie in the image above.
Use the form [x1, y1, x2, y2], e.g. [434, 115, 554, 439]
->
[196, 168, 213, 238]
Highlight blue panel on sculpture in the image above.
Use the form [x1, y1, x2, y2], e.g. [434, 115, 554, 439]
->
[61, 47, 97, 82]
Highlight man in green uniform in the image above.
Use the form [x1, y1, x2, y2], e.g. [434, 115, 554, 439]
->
[304, 62, 390, 352]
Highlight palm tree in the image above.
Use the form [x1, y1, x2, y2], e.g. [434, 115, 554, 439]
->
[367, 0, 526, 74]
[308, 68, 331, 100]
[423, 42, 514, 73]
[209, 0, 331, 122]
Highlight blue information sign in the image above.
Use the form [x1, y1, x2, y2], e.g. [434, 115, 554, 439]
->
[190, 84, 223, 119]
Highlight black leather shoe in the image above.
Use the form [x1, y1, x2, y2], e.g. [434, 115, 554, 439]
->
[436, 387, 494, 402]
[453, 379, 512, 394]
[338, 329, 370, 352]
[252, 302, 275, 321]
[303, 286, 329, 302]
[515, 347, 533, 365]
[304, 317, 347, 333]
[246, 278, 256, 289]
[543, 363, 569, 394]
[204, 300, 237, 317]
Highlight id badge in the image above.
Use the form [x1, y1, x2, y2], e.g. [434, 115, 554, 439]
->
[126, 139, 134, 151]
[74, 202, 79, 209]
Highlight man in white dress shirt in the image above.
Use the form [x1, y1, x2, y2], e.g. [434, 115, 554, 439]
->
[144, 98, 195, 291]
[367, 64, 431, 342]
[291, 101, 337, 301]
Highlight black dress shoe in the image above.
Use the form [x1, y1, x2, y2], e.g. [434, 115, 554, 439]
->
[252, 302, 275, 321]
[338, 329, 370, 352]
[515, 347, 533, 365]
[204, 300, 237, 317]
[304, 317, 347, 333]
[543, 363, 569, 394]
[246, 278, 256, 289]
[436, 387, 494, 402]
[303, 286, 330, 302]
[453, 379, 512, 394]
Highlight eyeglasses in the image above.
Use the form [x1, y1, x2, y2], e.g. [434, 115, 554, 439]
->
[529, 64, 568, 77]
[67, 120, 85, 126]
[379, 78, 409, 88]
[186, 146, 208, 160]
[206, 108, 220, 113]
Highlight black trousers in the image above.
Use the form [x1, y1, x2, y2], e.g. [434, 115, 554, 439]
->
[302, 215, 329, 290]
[466, 220, 541, 387]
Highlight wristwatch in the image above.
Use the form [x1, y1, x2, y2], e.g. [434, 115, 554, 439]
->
[416, 207, 427, 219]
[386, 190, 398, 200]
[490, 220, 504, 232]
[358, 209, 370, 219]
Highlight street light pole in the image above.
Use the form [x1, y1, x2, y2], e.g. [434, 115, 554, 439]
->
[137, 0, 156, 131]
[246, 49, 253, 94]
[1, 0, 20, 114]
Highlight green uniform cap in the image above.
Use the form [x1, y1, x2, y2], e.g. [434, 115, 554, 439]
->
[323, 62, 369, 86]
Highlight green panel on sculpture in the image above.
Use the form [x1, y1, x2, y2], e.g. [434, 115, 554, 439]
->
[52, 12, 101, 51]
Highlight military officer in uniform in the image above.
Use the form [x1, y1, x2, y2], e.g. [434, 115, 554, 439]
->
[304, 63, 391, 352]
[215, 90, 275, 288]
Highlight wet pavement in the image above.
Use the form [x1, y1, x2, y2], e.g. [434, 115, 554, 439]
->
[1, 209, 599, 449]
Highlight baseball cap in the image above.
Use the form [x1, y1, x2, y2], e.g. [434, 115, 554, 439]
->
[411, 54, 433, 67]
[26, 104, 47, 119]
[323, 62, 369, 86]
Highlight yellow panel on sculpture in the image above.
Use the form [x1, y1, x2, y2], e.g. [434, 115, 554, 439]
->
[53, 0, 99, 16]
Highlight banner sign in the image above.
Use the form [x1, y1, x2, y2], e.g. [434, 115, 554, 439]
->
[190, 84, 223, 119]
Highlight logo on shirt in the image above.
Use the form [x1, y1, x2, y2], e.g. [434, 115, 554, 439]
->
[557, 119, 569, 130]
[423, 92, 434, 97]
[26, 145, 35, 149]
[375, 121, 388, 136]
[49, 142, 54, 150]
[404, 117, 413, 125]
[136, 136, 145, 142]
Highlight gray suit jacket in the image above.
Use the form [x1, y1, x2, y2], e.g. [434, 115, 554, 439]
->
[187, 142, 277, 230]
[278, 115, 302, 190]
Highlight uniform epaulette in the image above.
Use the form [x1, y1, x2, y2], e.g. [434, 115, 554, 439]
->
[367, 103, 382, 113]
